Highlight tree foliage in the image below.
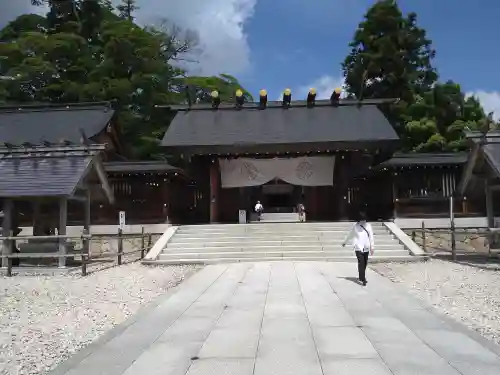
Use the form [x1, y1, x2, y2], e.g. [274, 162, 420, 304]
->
[0, 1, 250, 160]
[342, 0, 495, 152]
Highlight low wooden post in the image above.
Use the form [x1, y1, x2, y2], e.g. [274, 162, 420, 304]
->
[81, 229, 90, 276]
[58, 197, 68, 268]
[117, 228, 123, 265]
[2, 199, 13, 269]
[140, 227, 145, 259]
[147, 233, 152, 250]
[450, 196, 457, 261]
[6, 230, 13, 277]
[421, 221, 426, 251]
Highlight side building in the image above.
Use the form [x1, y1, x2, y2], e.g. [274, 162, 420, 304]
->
[0, 102, 191, 226]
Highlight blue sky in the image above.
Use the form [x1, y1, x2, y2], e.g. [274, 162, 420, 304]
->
[2, 0, 500, 117]
[239, 0, 500, 109]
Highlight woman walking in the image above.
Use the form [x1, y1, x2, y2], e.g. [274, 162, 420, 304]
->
[341, 211, 374, 286]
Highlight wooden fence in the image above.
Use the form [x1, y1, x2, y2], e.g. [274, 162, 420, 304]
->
[0, 228, 153, 277]
[410, 221, 500, 260]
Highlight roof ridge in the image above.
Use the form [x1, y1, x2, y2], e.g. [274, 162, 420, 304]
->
[0, 101, 112, 113]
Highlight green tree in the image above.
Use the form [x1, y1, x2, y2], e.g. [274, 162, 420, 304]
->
[0, 6, 251, 160]
[0, 14, 47, 41]
[181, 74, 254, 104]
[342, 0, 437, 102]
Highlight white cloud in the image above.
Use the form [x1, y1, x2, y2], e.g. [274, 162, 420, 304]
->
[466, 90, 500, 121]
[135, 0, 256, 76]
[0, 0, 256, 77]
[295, 75, 346, 100]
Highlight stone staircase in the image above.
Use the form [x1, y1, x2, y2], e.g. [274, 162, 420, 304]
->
[149, 222, 420, 265]
[251, 212, 300, 223]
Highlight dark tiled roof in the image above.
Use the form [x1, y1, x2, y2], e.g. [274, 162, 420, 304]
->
[0, 145, 113, 200]
[0, 155, 92, 197]
[161, 104, 399, 153]
[466, 131, 500, 177]
[380, 152, 468, 167]
[0, 103, 114, 144]
[104, 161, 182, 173]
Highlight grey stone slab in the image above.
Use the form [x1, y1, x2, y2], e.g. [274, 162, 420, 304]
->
[254, 356, 322, 375]
[186, 358, 254, 375]
[121, 341, 201, 375]
[306, 306, 356, 327]
[264, 303, 307, 318]
[321, 358, 393, 375]
[362, 326, 425, 346]
[157, 315, 217, 343]
[355, 316, 409, 330]
[198, 328, 260, 358]
[216, 309, 263, 329]
[227, 294, 266, 310]
[414, 329, 500, 374]
[393, 309, 451, 330]
[314, 327, 379, 359]
[260, 318, 312, 341]
[374, 342, 462, 375]
[61, 264, 247, 375]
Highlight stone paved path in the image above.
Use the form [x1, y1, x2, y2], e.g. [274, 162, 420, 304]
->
[51, 262, 500, 375]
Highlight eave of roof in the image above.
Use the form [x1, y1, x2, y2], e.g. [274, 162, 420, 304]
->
[104, 161, 184, 174]
[0, 144, 114, 202]
[0, 102, 115, 145]
[379, 152, 468, 168]
[161, 101, 400, 155]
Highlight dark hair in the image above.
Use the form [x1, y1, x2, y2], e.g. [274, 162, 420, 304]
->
[358, 211, 367, 221]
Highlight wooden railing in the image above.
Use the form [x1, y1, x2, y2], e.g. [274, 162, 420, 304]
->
[410, 222, 500, 260]
[0, 228, 154, 277]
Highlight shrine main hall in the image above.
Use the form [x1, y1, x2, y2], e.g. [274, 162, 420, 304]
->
[160, 89, 406, 223]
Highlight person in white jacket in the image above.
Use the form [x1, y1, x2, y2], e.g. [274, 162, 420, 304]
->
[341, 211, 374, 286]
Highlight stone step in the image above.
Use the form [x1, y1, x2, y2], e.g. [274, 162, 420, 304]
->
[175, 227, 389, 235]
[166, 239, 401, 248]
[162, 245, 406, 254]
[177, 222, 385, 231]
[147, 255, 424, 265]
[158, 249, 410, 260]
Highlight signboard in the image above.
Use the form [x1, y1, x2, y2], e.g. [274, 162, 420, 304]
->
[238, 210, 247, 224]
[119, 211, 126, 230]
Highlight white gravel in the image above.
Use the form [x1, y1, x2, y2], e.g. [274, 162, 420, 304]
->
[0, 263, 198, 375]
[372, 259, 500, 346]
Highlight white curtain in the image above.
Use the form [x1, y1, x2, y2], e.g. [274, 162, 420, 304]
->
[218, 156, 335, 188]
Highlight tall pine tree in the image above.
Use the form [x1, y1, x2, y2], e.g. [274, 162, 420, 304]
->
[342, 0, 437, 103]
[117, 0, 139, 22]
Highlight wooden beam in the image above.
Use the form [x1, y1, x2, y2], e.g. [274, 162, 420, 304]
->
[1, 199, 13, 268]
[457, 142, 481, 196]
[58, 197, 68, 268]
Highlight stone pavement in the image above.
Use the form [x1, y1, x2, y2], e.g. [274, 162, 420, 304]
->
[51, 262, 500, 375]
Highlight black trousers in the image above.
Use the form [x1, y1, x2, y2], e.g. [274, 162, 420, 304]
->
[355, 251, 369, 282]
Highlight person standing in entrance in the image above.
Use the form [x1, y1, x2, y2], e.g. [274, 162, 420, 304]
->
[255, 201, 264, 221]
[297, 203, 306, 222]
[341, 211, 374, 286]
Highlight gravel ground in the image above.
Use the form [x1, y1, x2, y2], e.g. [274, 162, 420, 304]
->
[0, 263, 198, 375]
[372, 259, 500, 346]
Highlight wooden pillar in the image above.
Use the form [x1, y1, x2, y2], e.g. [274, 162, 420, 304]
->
[209, 160, 219, 223]
[32, 200, 42, 236]
[485, 180, 494, 228]
[82, 189, 91, 256]
[484, 180, 496, 250]
[1, 199, 13, 268]
[58, 197, 68, 268]
[163, 181, 170, 223]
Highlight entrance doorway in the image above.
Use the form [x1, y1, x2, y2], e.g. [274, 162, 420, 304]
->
[262, 180, 296, 213]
